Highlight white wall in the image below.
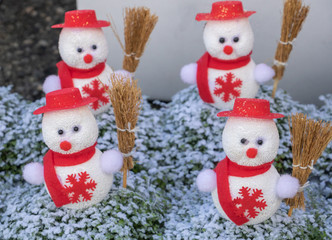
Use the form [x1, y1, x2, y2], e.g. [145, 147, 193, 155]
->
[77, 0, 332, 105]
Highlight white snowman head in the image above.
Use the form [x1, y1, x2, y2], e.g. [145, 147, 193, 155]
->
[34, 88, 99, 155]
[58, 28, 108, 69]
[217, 98, 284, 166]
[196, 1, 255, 60]
[52, 10, 110, 69]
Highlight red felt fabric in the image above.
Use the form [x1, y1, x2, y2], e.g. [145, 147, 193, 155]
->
[196, 52, 252, 103]
[196, 1, 255, 21]
[57, 61, 106, 88]
[63, 171, 97, 203]
[213, 72, 242, 103]
[214, 156, 273, 225]
[52, 10, 110, 28]
[217, 98, 285, 119]
[43, 143, 97, 207]
[33, 88, 97, 115]
[81, 79, 110, 110]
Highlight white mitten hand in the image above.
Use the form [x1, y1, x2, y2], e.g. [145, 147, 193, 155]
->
[23, 162, 44, 185]
[180, 63, 197, 85]
[196, 169, 217, 192]
[100, 150, 123, 174]
[254, 63, 275, 84]
[43, 75, 61, 94]
[276, 174, 300, 199]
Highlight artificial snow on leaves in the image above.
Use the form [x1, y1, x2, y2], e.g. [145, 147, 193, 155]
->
[0, 85, 331, 239]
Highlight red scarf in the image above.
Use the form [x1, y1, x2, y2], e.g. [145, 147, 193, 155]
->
[57, 61, 106, 88]
[196, 52, 252, 103]
[43, 143, 97, 207]
[214, 156, 273, 226]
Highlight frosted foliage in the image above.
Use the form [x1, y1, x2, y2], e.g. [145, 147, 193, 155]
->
[222, 118, 279, 166]
[0, 85, 331, 239]
[203, 18, 254, 60]
[58, 28, 108, 69]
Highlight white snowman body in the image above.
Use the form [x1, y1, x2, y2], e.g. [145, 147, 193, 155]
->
[204, 19, 258, 109]
[214, 117, 281, 224]
[51, 149, 113, 210]
[208, 60, 258, 110]
[181, 17, 274, 109]
[212, 166, 281, 225]
[41, 106, 113, 209]
[196, 100, 300, 225]
[23, 88, 123, 209]
[70, 64, 113, 115]
[43, 27, 113, 115]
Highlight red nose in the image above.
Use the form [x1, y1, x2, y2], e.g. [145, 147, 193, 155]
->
[84, 54, 93, 63]
[60, 141, 72, 151]
[246, 148, 258, 158]
[223, 45, 233, 55]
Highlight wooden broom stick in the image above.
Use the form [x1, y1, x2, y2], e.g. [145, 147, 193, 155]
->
[271, 0, 309, 98]
[105, 74, 142, 188]
[286, 113, 332, 216]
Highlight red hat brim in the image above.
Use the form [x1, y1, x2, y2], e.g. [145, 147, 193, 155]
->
[33, 97, 98, 115]
[51, 20, 110, 28]
[196, 11, 255, 21]
[217, 111, 284, 119]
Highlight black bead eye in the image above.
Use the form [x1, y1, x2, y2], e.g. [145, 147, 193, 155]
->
[233, 37, 240, 43]
[240, 138, 249, 145]
[58, 129, 64, 135]
[219, 37, 226, 44]
[92, 44, 97, 50]
[77, 48, 83, 53]
[257, 139, 264, 146]
[73, 126, 80, 132]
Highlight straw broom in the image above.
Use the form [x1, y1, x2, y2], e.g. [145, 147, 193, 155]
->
[106, 74, 142, 188]
[109, 7, 158, 74]
[286, 113, 332, 216]
[271, 0, 309, 98]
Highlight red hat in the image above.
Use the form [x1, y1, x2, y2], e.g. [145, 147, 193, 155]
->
[34, 88, 97, 115]
[196, 1, 256, 21]
[52, 10, 110, 28]
[217, 98, 284, 119]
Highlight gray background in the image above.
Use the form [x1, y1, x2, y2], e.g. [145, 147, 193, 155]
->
[78, 0, 332, 105]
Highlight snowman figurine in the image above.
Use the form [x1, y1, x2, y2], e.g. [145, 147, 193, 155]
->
[196, 98, 300, 225]
[23, 88, 123, 209]
[43, 10, 122, 115]
[181, 1, 275, 109]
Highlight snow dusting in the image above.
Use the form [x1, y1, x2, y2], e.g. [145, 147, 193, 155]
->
[0, 85, 331, 239]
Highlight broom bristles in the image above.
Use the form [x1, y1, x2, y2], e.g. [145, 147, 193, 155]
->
[286, 113, 332, 214]
[105, 74, 142, 188]
[123, 7, 158, 73]
[272, 0, 309, 98]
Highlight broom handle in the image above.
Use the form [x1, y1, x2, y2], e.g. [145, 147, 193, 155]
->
[272, 76, 281, 98]
[288, 206, 294, 217]
[123, 169, 128, 188]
